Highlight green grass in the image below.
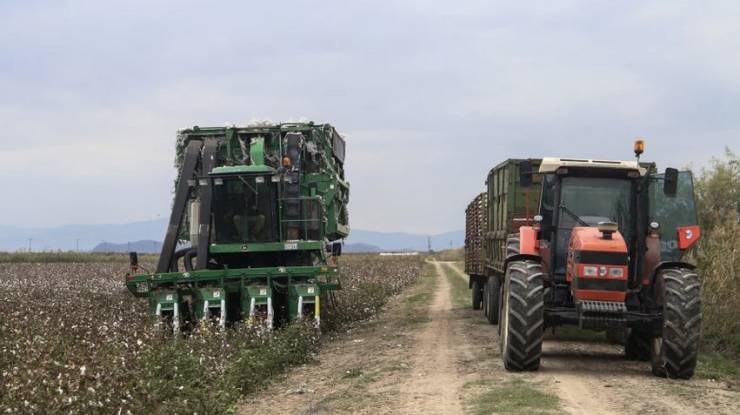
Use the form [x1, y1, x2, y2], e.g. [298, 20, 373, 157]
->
[402, 262, 437, 324]
[464, 379, 561, 415]
[544, 325, 607, 343]
[441, 262, 471, 309]
[696, 351, 740, 380]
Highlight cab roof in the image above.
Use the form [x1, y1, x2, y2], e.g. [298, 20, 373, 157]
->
[539, 157, 647, 176]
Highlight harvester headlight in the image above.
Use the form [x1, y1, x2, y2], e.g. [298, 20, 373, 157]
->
[608, 267, 624, 278]
[255, 176, 265, 183]
[583, 266, 598, 277]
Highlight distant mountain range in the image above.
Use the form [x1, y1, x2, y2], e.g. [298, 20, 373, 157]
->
[0, 219, 463, 253]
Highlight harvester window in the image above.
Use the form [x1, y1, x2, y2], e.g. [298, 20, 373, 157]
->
[554, 177, 632, 274]
[212, 177, 277, 244]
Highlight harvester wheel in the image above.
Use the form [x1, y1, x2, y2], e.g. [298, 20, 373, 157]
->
[500, 260, 544, 371]
[650, 267, 701, 379]
[472, 279, 483, 310]
[482, 280, 489, 317]
[486, 276, 500, 325]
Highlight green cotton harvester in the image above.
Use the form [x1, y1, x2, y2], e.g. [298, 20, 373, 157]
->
[125, 122, 350, 332]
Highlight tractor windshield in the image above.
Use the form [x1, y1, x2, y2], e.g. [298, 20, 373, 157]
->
[212, 176, 278, 244]
[554, 177, 632, 274]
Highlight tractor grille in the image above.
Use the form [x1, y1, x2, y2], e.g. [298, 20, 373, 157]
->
[578, 300, 627, 329]
[578, 300, 627, 314]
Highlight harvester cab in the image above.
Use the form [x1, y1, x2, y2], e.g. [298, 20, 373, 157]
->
[467, 142, 702, 378]
[125, 122, 350, 334]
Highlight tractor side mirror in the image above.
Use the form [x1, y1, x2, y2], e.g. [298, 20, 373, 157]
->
[664, 168, 678, 195]
[519, 160, 533, 187]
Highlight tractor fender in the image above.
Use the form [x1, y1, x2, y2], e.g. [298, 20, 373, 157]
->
[504, 226, 541, 271]
[648, 261, 697, 287]
[518, 226, 538, 255]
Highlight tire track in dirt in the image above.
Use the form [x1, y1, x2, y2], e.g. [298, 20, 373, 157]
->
[238, 260, 472, 414]
[396, 261, 465, 414]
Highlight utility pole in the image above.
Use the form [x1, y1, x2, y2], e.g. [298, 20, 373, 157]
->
[75, 239, 80, 252]
[28, 238, 32, 252]
[427, 236, 432, 254]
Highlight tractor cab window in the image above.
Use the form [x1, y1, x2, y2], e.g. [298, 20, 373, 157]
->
[212, 176, 278, 244]
[554, 177, 632, 274]
[649, 171, 698, 261]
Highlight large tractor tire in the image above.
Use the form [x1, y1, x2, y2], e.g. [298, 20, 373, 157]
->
[500, 260, 544, 371]
[486, 276, 501, 325]
[471, 279, 483, 310]
[506, 235, 520, 259]
[650, 267, 701, 379]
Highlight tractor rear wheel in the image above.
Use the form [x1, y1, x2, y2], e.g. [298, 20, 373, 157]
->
[650, 267, 701, 379]
[486, 276, 500, 325]
[471, 279, 482, 310]
[500, 260, 544, 371]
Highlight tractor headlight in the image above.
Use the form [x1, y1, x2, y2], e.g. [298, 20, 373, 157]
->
[608, 267, 624, 278]
[583, 266, 598, 277]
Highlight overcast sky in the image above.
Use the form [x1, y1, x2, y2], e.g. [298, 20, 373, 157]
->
[1, 1, 738, 234]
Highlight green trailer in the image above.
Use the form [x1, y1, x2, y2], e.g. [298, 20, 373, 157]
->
[125, 122, 350, 332]
[466, 159, 542, 323]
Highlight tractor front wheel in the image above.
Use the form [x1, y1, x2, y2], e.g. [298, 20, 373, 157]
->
[650, 267, 701, 379]
[500, 260, 544, 371]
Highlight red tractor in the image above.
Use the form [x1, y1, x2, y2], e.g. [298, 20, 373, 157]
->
[467, 142, 702, 378]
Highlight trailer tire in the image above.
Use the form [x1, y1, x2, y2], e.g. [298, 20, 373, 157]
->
[500, 260, 544, 371]
[471, 279, 483, 310]
[486, 276, 500, 325]
[650, 267, 701, 379]
[482, 279, 489, 317]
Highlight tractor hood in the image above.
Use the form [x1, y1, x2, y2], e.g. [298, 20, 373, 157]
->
[569, 227, 628, 254]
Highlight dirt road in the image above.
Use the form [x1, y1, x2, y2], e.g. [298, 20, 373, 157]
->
[239, 261, 739, 414]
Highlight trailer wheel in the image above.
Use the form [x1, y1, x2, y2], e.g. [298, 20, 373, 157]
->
[650, 267, 701, 379]
[500, 260, 544, 371]
[482, 280, 489, 317]
[471, 279, 483, 310]
[486, 276, 500, 324]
